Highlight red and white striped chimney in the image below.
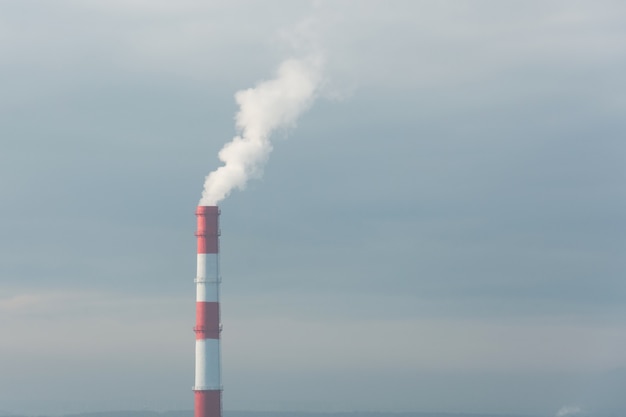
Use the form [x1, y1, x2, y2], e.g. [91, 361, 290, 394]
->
[194, 205, 222, 417]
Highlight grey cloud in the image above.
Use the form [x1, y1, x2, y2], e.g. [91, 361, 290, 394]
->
[1, 0, 625, 415]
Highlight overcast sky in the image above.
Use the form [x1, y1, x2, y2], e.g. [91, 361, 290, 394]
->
[1, 1, 625, 416]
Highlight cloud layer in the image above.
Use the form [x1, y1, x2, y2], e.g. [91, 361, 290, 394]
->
[1, 0, 625, 415]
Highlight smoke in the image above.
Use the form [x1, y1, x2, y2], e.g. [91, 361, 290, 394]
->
[556, 406, 582, 417]
[199, 55, 323, 206]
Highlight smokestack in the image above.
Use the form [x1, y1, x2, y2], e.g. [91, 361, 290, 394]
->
[194, 205, 221, 417]
[193, 55, 322, 417]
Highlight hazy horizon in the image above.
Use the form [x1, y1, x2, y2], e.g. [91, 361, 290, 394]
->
[0, 410, 594, 417]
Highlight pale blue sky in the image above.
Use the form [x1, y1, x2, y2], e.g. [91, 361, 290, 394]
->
[1, 1, 625, 416]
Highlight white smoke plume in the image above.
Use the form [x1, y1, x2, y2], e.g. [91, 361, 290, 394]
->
[556, 406, 582, 417]
[199, 55, 323, 206]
